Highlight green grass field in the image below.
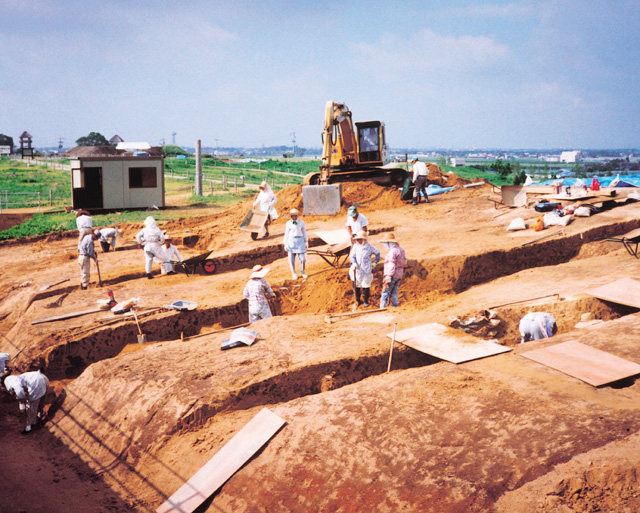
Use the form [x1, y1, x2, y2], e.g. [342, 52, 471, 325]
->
[0, 156, 514, 240]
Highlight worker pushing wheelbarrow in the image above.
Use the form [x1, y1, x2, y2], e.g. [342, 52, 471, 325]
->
[240, 181, 278, 240]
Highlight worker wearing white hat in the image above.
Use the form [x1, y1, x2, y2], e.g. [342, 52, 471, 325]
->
[283, 208, 308, 279]
[159, 235, 183, 275]
[253, 181, 278, 237]
[4, 370, 50, 434]
[243, 265, 276, 323]
[349, 231, 380, 308]
[136, 216, 165, 279]
[379, 233, 407, 308]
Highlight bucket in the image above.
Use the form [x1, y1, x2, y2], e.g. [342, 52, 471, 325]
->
[137, 334, 147, 345]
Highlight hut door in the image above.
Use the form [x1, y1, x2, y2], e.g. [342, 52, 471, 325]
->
[72, 167, 103, 209]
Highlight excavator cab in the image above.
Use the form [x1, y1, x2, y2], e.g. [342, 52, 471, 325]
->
[355, 121, 387, 165]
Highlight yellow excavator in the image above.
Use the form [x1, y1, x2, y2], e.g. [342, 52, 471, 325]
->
[303, 101, 408, 186]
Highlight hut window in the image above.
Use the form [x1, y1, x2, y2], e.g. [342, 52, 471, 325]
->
[129, 167, 157, 188]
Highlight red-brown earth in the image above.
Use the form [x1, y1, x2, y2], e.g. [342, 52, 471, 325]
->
[2, 176, 640, 513]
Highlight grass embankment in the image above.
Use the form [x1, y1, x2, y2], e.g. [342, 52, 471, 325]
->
[0, 159, 70, 208]
[439, 165, 512, 186]
[0, 211, 192, 240]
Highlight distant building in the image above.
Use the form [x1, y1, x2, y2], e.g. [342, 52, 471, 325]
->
[109, 134, 124, 145]
[19, 131, 34, 158]
[450, 157, 466, 167]
[560, 150, 581, 163]
[116, 141, 151, 152]
[70, 156, 165, 211]
[0, 134, 13, 154]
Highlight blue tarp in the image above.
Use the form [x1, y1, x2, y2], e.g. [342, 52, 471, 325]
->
[421, 184, 455, 197]
[532, 175, 640, 188]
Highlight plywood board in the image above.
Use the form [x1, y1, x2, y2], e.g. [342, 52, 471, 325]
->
[586, 277, 640, 309]
[520, 340, 640, 387]
[157, 408, 285, 513]
[388, 323, 511, 364]
[302, 184, 342, 216]
[314, 229, 351, 246]
[501, 186, 527, 207]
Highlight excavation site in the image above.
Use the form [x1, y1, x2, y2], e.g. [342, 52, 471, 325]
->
[3, 175, 640, 513]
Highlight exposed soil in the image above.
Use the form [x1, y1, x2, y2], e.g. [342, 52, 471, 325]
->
[2, 178, 640, 512]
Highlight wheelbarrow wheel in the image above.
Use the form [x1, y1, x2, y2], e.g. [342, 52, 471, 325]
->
[251, 232, 259, 241]
[203, 260, 216, 274]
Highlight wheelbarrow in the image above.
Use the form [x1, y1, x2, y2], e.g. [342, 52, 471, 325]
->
[171, 250, 216, 276]
[308, 229, 352, 269]
[239, 209, 270, 240]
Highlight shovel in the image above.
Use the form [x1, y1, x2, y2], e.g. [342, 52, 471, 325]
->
[93, 254, 103, 287]
[39, 278, 70, 292]
[131, 309, 146, 345]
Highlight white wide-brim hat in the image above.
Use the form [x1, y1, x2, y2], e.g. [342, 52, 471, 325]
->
[250, 264, 270, 278]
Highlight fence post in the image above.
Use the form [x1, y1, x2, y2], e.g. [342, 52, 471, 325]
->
[210, 180, 213, 195]
[4, 190, 8, 209]
[37, 191, 41, 213]
[234, 176, 237, 193]
[49, 189, 53, 206]
[223, 175, 227, 190]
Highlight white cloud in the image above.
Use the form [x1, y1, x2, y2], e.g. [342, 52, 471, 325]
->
[351, 29, 511, 78]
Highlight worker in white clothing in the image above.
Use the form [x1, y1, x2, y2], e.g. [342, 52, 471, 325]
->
[253, 181, 278, 238]
[4, 370, 50, 434]
[160, 236, 182, 275]
[79, 230, 99, 289]
[75, 210, 93, 242]
[283, 208, 308, 279]
[345, 206, 368, 241]
[243, 265, 276, 323]
[411, 158, 429, 205]
[136, 216, 164, 279]
[95, 227, 119, 252]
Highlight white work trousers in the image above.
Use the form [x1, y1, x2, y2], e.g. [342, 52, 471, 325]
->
[144, 242, 162, 273]
[78, 255, 91, 287]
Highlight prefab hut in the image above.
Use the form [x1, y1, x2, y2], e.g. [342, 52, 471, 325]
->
[70, 155, 165, 211]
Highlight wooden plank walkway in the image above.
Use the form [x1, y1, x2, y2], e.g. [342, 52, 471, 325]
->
[388, 323, 511, 364]
[521, 340, 640, 387]
[157, 408, 286, 513]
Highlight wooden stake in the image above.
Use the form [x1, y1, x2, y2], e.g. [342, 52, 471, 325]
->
[324, 308, 387, 324]
[387, 322, 397, 372]
[521, 229, 565, 246]
[488, 293, 560, 310]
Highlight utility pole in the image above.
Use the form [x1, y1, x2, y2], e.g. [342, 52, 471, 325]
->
[195, 139, 202, 196]
[214, 138, 219, 156]
[291, 132, 296, 157]
[172, 132, 177, 145]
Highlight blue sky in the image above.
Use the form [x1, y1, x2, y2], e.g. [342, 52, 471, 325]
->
[1, 0, 639, 150]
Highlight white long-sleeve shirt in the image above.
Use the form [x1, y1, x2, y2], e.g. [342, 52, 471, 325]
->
[160, 244, 182, 262]
[412, 161, 428, 181]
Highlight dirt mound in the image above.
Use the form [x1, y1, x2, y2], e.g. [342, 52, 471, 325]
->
[427, 164, 474, 187]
